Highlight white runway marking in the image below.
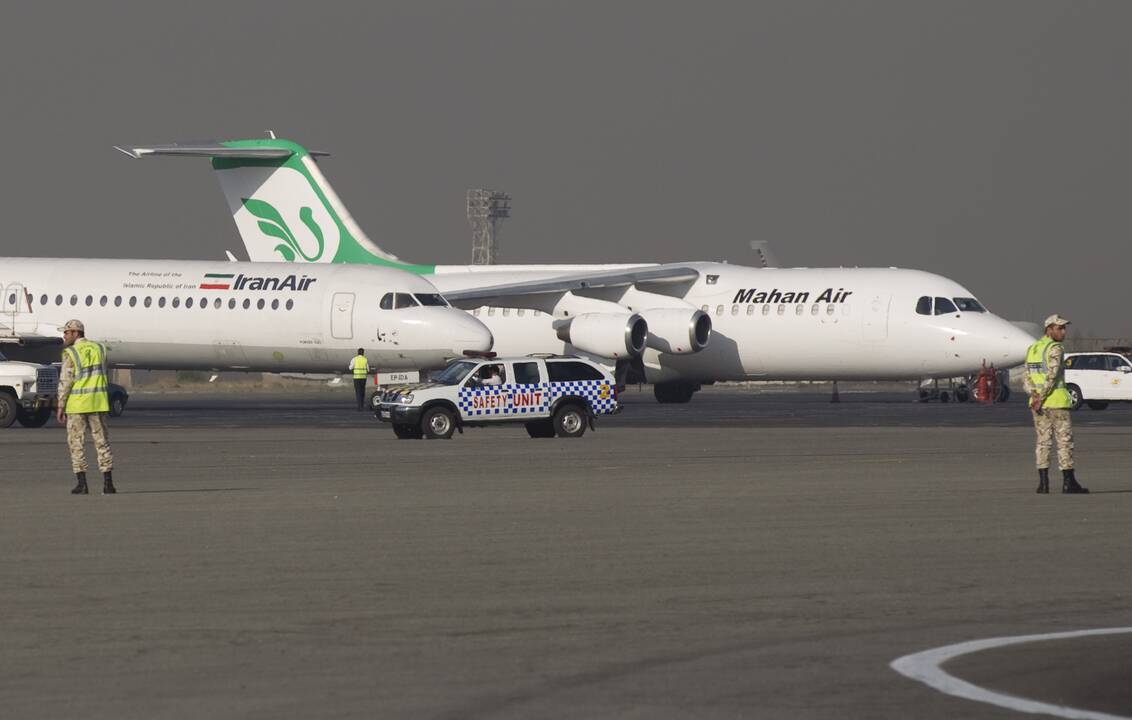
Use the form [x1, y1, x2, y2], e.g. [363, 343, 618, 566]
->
[891, 627, 1132, 719]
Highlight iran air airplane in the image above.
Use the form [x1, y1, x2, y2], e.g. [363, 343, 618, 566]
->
[0, 259, 492, 372]
[117, 137, 1033, 402]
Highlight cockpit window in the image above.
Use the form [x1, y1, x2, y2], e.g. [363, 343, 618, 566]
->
[414, 293, 448, 307]
[433, 360, 477, 385]
[915, 296, 932, 315]
[933, 297, 957, 315]
[380, 292, 421, 310]
[952, 297, 985, 312]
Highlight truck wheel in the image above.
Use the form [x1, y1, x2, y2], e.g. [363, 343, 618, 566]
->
[392, 423, 423, 439]
[553, 404, 587, 438]
[370, 393, 383, 412]
[109, 393, 127, 418]
[1086, 400, 1109, 411]
[955, 386, 969, 403]
[525, 419, 555, 438]
[16, 406, 52, 428]
[0, 391, 17, 428]
[1066, 384, 1083, 410]
[421, 407, 456, 439]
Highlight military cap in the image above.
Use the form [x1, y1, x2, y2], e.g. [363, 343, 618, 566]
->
[58, 319, 85, 332]
[1043, 314, 1070, 327]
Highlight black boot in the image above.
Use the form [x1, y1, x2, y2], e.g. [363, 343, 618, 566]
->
[1062, 469, 1089, 494]
[1036, 468, 1049, 494]
[102, 471, 116, 495]
[71, 472, 88, 495]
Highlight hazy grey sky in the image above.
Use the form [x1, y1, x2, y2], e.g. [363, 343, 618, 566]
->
[2, 1, 1129, 335]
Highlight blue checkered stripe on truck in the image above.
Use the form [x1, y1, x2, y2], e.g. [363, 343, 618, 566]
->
[457, 380, 616, 418]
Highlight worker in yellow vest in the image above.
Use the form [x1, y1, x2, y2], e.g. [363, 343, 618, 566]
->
[348, 348, 371, 411]
[1023, 314, 1087, 494]
[55, 319, 115, 495]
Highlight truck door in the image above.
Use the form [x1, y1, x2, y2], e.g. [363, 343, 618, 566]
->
[508, 360, 550, 416]
[331, 292, 355, 340]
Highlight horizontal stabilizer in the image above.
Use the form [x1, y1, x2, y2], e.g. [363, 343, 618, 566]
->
[114, 142, 329, 160]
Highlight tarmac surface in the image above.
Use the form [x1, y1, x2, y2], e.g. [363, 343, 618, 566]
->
[3, 386, 1131, 719]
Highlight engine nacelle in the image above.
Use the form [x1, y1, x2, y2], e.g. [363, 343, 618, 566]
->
[639, 308, 712, 354]
[554, 312, 648, 358]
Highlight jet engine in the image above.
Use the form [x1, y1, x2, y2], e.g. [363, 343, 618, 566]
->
[638, 308, 712, 354]
[554, 312, 648, 358]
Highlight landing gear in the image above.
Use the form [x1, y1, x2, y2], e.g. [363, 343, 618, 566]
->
[654, 381, 698, 404]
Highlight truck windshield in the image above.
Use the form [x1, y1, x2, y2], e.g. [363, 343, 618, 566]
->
[433, 360, 477, 385]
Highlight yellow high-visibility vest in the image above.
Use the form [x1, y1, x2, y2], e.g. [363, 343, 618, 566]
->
[350, 355, 369, 380]
[1026, 335, 1071, 409]
[63, 339, 110, 414]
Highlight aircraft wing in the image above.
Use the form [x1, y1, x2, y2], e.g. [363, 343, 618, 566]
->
[114, 142, 330, 159]
[440, 264, 700, 308]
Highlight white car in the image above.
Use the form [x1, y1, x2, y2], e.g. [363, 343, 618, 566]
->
[1063, 352, 1132, 410]
[376, 355, 620, 439]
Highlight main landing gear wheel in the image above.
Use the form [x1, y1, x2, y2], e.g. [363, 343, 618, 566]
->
[654, 381, 697, 404]
[421, 407, 456, 439]
[109, 393, 126, 418]
[393, 423, 423, 439]
[16, 406, 52, 428]
[553, 404, 587, 438]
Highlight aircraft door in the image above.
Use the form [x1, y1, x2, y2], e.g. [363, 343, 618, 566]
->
[861, 293, 890, 342]
[2, 283, 30, 335]
[331, 292, 355, 339]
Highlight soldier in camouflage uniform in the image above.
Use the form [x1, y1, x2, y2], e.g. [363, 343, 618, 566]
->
[1023, 314, 1087, 494]
[56, 319, 116, 495]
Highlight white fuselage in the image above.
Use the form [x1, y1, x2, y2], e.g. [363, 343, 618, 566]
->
[0, 258, 492, 372]
[430, 263, 1034, 382]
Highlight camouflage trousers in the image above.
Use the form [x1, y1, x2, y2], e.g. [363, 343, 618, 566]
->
[66, 413, 113, 474]
[1032, 408, 1073, 470]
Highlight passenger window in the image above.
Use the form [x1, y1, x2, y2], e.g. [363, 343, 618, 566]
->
[172, 297, 180, 308]
[39, 294, 48, 305]
[513, 361, 541, 385]
[85, 295, 93, 306]
[746, 305, 755, 316]
[731, 305, 739, 316]
[185, 297, 193, 308]
[55, 295, 63, 306]
[257, 299, 265, 310]
[487, 307, 496, 316]
[70, 295, 78, 306]
[777, 304, 785, 315]
[380, 293, 394, 310]
[795, 304, 804, 316]
[285, 299, 293, 311]
[547, 361, 604, 382]
[701, 305, 709, 312]
[271, 299, 279, 310]
[811, 304, 819, 315]
[502, 308, 510, 317]
[915, 296, 932, 315]
[243, 299, 251, 309]
[228, 299, 236, 309]
[517, 309, 525, 317]
[934, 297, 957, 315]
[114, 296, 122, 307]
[715, 305, 724, 316]
[1105, 356, 1129, 371]
[761, 304, 770, 316]
[129, 297, 137, 307]
[158, 297, 166, 308]
[144, 297, 152, 308]
[826, 304, 835, 315]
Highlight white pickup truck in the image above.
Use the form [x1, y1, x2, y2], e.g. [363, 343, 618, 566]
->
[0, 351, 59, 428]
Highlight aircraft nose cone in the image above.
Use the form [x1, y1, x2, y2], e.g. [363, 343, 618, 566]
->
[452, 311, 494, 354]
[989, 319, 1036, 367]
